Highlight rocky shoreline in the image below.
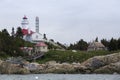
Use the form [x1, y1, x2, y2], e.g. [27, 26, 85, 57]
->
[0, 52, 120, 74]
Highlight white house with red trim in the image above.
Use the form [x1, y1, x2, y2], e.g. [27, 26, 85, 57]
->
[35, 41, 48, 52]
[21, 16, 44, 43]
[20, 16, 63, 51]
[21, 16, 49, 53]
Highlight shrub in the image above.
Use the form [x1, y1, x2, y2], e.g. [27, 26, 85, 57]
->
[36, 50, 115, 63]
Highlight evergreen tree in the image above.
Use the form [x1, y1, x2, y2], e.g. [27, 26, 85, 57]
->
[108, 38, 118, 51]
[43, 33, 47, 40]
[57, 42, 66, 49]
[0, 31, 2, 52]
[95, 37, 98, 42]
[50, 39, 54, 42]
[11, 27, 15, 37]
[2, 29, 9, 36]
[68, 39, 88, 50]
[117, 38, 120, 50]
[0, 28, 34, 57]
[77, 39, 88, 50]
[68, 44, 74, 50]
[16, 27, 23, 38]
[0, 29, 15, 55]
[101, 39, 109, 47]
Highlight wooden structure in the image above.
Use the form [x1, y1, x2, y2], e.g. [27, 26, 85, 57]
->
[87, 42, 106, 51]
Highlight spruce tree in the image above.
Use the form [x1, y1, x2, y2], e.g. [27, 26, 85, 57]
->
[16, 27, 23, 38]
[117, 38, 120, 50]
[95, 37, 98, 42]
[108, 38, 118, 51]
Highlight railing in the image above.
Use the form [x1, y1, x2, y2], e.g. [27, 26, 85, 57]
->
[25, 52, 45, 60]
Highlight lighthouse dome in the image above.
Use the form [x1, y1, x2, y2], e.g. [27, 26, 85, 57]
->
[23, 16, 27, 19]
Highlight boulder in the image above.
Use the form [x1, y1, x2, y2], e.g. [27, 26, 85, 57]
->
[32, 61, 77, 73]
[0, 59, 3, 65]
[26, 62, 40, 71]
[81, 56, 105, 70]
[40, 62, 73, 73]
[102, 53, 120, 64]
[31, 52, 120, 74]
[94, 62, 120, 74]
[81, 52, 120, 71]
[0, 61, 30, 74]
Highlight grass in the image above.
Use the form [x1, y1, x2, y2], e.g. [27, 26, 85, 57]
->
[0, 52, 10, 60]
[36, 50, 120, 64]
[0, 50, 119, 63]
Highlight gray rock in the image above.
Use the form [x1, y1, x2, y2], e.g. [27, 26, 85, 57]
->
[0, 61, 30, 74]
[94, 62, 120, 74]
[81, 52, 120, 71]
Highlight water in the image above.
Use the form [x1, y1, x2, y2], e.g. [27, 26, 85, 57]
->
[0, 74, 120, 80]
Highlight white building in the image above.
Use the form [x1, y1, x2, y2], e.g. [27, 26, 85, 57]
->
[21, 16, 44, 43]
[35, 41, 48, 52]
[21, 16, 63, 50]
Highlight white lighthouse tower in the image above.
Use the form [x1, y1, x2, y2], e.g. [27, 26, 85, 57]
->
[21, 16, 29, 29]
[21, 16, 32, 41]
[20, 16, 44, 43]
[36, 16, 39, 33]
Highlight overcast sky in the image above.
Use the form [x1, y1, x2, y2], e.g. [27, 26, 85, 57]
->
[0, 0, 120, 44]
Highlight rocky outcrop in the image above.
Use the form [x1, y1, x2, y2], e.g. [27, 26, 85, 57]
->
[0, 59, 3, 65]
[0, 61, 30, 74]
[0, 52, 120, 74]
[81, 52, 120, 72]
[28, 61, 80, 74]
[94, 62, 120, 74]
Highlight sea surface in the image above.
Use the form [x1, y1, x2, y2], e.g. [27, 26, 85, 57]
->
[0, 74, 120, 80]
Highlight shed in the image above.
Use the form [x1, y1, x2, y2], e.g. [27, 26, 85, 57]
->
[87, 42, 106, 51]
[35, 41, 48, 52]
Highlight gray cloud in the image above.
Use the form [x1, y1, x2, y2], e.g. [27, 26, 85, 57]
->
[0, 0, 120, 44]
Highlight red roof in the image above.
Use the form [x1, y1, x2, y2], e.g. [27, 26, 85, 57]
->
[20, 47, 33, 50]
[22, 29, 34, 35]
[35, 42, 47, 47]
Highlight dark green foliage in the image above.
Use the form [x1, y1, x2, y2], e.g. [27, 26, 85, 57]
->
[11, 27, 15, 37]
[69, 38, 120, 51]
[0, 51, 8, 59]
[101, 38, 120, 51]
[57, 42, 66, 49]
[117, 38, 120, 49]
[0, 30, 23, 56]
[68, 44, 74, 49]
[77, 39, 88, 50]
[0, 28, 34, 58]
[95, 37, 98, 42]
[101, 39, 109, 47]
[2, 29, 9, 36]
[37, 50, 115, 63]
[68, 39, 88, 51]
[108, 38, 118, 51]
[16, 27, 23, 38]
[43, 34, 47, 40]
[45, 42, 58, 49]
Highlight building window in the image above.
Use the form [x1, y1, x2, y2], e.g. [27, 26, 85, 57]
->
[36, 35, 38, 38]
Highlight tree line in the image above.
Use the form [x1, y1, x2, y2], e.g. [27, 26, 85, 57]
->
[0, 27, 33, 57]
[0, 27, 120, 58]
[101, 38, 120, 51]
[68, 37, 120, 51]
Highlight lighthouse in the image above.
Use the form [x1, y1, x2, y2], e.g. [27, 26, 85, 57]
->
[36, 16, 39, 33]
[21, 16, 29, 29]
[21, 16, 44, 43]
